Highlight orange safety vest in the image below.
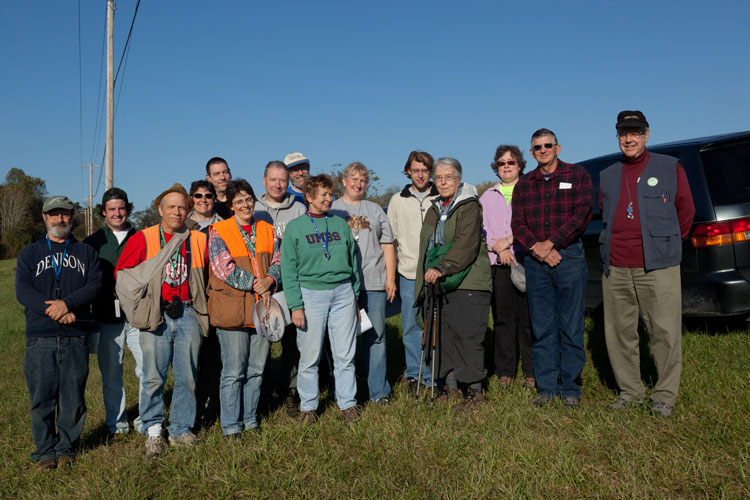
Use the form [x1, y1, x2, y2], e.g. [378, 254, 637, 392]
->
[142, 225, 206, 271]
[207, 218, 274, 329]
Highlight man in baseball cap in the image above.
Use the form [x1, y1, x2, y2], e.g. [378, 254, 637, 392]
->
[16, 195, 102, 469]
[284, 152, 310, 206]
[84, 187, 141, 441]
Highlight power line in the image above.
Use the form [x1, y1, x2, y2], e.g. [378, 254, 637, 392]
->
[77, 0, 85, 204]
[114, 0, 140, 85]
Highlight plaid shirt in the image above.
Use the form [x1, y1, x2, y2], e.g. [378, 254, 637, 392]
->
[511, 160, 593, 250]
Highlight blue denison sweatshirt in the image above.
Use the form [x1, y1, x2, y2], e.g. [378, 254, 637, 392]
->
[15, 235, 102, 337]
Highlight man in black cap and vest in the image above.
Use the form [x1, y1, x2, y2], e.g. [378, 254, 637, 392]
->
[84, 188, 141, 441]
[598, 111, 695, 417]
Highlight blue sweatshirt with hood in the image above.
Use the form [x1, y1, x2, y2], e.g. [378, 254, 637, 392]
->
[15, 235, 102, 337]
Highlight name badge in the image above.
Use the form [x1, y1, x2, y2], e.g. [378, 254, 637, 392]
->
[559, 182, 572, 190]
[114, 299, 121, 318]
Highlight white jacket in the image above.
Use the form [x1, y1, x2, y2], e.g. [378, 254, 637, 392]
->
[387, 183, 439, 280]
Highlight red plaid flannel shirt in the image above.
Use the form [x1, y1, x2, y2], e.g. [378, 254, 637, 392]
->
[511, 160, 593, 250]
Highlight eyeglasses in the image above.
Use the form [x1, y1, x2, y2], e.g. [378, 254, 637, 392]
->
[495, 160, 518, 167]
[617, 131, 645, 140]
[435, 175, 458, 183]
[233, 197, 254, 207]
[192, 193, 215, 199]
[532, 143, 556, 152]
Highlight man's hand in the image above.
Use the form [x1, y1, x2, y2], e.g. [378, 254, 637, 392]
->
[385, 279, 397, 303]
[59, 312, 77, 325]
[543, 249, 562, 267]
[292, 309, 306, 329]
[253, 276, 274, 295]
[530, 240, 555, 261]
[424, 268, 443, 285]
[45, 300, 69, 321]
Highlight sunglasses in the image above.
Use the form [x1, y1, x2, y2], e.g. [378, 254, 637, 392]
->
[193, 193, 215, 199]
[532, 143, 556, 152]
[496, 160, 518, 167]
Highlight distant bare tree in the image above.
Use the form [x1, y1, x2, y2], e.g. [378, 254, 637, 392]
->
[0, 186, 28, 241]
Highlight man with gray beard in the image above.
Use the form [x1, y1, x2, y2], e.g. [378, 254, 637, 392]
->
[15, 196, 102, 470]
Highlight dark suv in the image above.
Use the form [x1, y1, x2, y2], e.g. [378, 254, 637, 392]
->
[579, 131, 750, 318]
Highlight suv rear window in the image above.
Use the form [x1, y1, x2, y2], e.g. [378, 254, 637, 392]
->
[700, 141, 750, 206]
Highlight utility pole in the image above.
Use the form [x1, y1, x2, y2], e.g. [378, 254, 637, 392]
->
[81, 163, 102, 236]
[105, 0, 115, 190]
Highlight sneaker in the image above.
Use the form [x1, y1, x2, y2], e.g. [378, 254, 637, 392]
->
[610, 397, 645, 410]
[285, 389, 300, 418]
[533, 394, 555, 408]
[37, 458, 57, 471]
[168, 432, 198, 447]
[299, 410, 317, 426]
[453, 389, 487, 412]
[499, 376, 514, 387]
[373, 396, 390, 407]
[523, 377, 536, 390]
[342, 405, 363, 426]
[145, 436, 166, 459]
[562, 396, 580, 409]
[652, 401, 675, 418]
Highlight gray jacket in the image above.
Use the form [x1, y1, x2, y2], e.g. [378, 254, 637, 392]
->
[254, 193, 307, 238]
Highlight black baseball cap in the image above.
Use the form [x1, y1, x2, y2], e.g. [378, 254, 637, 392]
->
[616, 110, 649, 130]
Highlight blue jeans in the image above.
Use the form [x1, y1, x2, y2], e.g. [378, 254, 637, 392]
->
[359, 290, 391, 401]
[297, 282, 358, 412]
[399, 275, 432, 385]
[139, 306, 203, 438]
[216, 328, 270, 434]
[524, 240, 587, 399]
[96, 322, 143, 434]
[24, 336, 89, 462]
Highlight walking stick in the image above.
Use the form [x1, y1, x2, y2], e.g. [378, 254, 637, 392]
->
[416, 283, 433, 402]
[429, 284, 439, 403]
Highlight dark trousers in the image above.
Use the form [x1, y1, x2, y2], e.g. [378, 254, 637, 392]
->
[491, 265, 534, 379]
[438, 289, 490, 386]
[196, 328, 222, 426]
[24, 336, 89, 463]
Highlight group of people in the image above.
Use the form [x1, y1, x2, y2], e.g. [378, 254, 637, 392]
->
[16, 110, 695, 470]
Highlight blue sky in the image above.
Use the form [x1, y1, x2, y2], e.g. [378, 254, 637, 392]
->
[2, 1, 749, 211]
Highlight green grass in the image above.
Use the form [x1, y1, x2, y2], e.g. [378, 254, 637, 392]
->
[0, 258, 748, 499]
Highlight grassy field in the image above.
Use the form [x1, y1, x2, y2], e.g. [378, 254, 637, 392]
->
[0, 258, 748, 499]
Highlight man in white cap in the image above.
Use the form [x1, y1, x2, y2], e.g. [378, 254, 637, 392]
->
[283, 152, 310, 206]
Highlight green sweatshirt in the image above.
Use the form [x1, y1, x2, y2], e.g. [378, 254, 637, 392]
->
[280, 213, 360, 311]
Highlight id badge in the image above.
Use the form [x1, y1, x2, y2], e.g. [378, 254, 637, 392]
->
[114, 299, 121, 318]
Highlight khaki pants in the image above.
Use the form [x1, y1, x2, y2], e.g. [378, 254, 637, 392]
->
[602, 265, 682, 406]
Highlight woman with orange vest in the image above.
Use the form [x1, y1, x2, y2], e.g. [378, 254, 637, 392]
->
[207, 179, 281, 437]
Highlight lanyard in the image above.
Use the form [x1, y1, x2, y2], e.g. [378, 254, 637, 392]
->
[308, 213, 330, 260]
[46, 236, 69, 283]
[159, 226, 188, 299]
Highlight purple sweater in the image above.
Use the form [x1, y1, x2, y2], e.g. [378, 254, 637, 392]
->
[479, 184, 514, 266]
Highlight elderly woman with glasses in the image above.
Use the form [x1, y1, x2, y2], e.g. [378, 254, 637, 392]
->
[479, 145, 535, 390]
[415, 157, 492, 409]
[206, 179, 280, 437]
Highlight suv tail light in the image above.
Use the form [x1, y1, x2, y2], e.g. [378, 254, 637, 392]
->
[692, 217, 750, 247]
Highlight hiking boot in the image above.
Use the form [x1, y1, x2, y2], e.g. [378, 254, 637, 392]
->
[145, 436, 166, 459]
[499, 376, 514, 387]
[436, 386, 463, 403]
[406, 378, 419, 397]
[373, 396, 390, 407]
[224, 432, 242, 441]
[562, 396, 580, 410]
[453, 389, 487, 412]
[342, 405, 363, 426]
[168, 432, 198, 447]
[523, 377, 536, 390]
[533, 394, 555, 408]
[37, 458, 57, 471]
[610, 397, 644, 410]
[652, 401, 675, 418]
[299, 410, 317, 426]
[285, 389, 300, 418]
[56, 455, 75, 467]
